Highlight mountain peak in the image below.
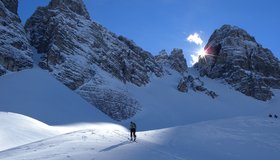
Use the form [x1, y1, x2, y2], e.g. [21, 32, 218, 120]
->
[48, 0, 90, 19]
[207, 24, 256, 48]
[155, 48, 188, 74]
[195, 24, 280, 101]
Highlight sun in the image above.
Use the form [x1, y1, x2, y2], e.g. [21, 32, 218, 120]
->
[190, 48, 208, 66]
[197, 48, 207, 58]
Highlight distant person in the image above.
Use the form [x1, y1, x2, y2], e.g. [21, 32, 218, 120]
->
[274, 114, 278, 119]
[130, 121, 137, 141]
[269, 114, 273, 118]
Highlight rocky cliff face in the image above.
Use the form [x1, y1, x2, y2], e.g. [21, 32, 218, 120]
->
[195, 25, 280, 101]
[25, 0, 163, 89]
[155, 48, 188, 75]
[24, 0, 162, 120]
[1, 0, 18, 15]
[0, 0, 33, 76]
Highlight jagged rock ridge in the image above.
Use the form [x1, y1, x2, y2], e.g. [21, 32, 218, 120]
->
[48, 0, 90, 19]
[0, 0, 33, 76]
[155, 48, 188, 75]
[195, 25, 280, 101]
[154, 49, 216, 98]
[25, 0, 162, 120]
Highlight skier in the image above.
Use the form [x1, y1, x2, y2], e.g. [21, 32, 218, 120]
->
[129, 121, 137, 141]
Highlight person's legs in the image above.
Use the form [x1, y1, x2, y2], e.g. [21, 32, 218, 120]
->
[133, 130, 136, 141]
[130, 129, 133, 140]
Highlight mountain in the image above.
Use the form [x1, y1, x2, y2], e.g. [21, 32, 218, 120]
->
[0, 67, 279, 158]
[1, 66, 276, 131]
[0, 0, 33, 76]
[1, 1, 280, 159]
[24, 0, 164, 120]
[1, 0, 280, 123]
[194, 25, 280, 101]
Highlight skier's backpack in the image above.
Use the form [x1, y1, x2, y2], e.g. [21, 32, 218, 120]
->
[131, 122, 136, 129]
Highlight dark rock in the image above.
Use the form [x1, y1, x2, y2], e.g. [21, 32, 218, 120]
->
[169, 49, 188, 74]
[177, 75, 218, 99]
[0, 0, 33, 75]
[177, 77, 188, 92]
[25, 0, 163, 120]
[48, 0, 90, 19]
[195, 24, 280, 101]
[205, 91, 218, 99]
[155, 49, 188, 75]
[1, 0, 18, 15]
[25, 0, 163, 88]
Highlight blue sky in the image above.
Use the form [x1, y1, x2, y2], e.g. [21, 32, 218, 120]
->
[18, 0, 280, 66]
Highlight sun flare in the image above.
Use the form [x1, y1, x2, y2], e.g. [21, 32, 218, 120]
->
[197, 48, 207, 58]
[190, 48, 208, 65]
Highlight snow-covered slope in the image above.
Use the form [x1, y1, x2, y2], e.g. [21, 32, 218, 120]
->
[142, 116, 280, 160]
[0, 51, 279, 160]
[0, 112, 59, 151]
[1, 1, 280, 158]
[0, 111, 121, 151]
[1, 66, 278, 131]
[121, 68, 278, 130]
[0, 115, 279, 160]
[0, 68, 111, 125]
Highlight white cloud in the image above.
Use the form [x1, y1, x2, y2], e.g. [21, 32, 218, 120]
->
[190, 54, 199, 66]
[185, 32, 205, 66]
[186, 33, 203, 46]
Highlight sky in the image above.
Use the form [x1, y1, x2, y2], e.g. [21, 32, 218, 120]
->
[18, 0, 280, 66]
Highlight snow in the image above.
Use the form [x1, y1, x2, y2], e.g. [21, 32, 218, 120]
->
[0, 113, 280, 160]
[0, 68, 111, 125]
[0, 112, 59, 151]
[0, 68, 279, 159]
[122, 68, 272, 130]
[141, 116, 280, 160]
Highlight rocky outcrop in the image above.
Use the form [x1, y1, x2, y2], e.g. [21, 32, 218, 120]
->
[48, 0, 90, 19]
[177, 75, 218, 99]
[25, 0, 163, 120]
[155, 48, 188, 75]
[194, 25, 280, 101]
[1, 0, 18, 15]
[0, 0, 33, 76]
[25, 0, 163, 88]
[155, 49, 215, 98]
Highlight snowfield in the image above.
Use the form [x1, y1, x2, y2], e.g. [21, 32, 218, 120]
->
[0, 68, 280, 159]
[0, 112, 60, 151]
[0, 68, 111, 125]
[0, 113, 279, 160]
